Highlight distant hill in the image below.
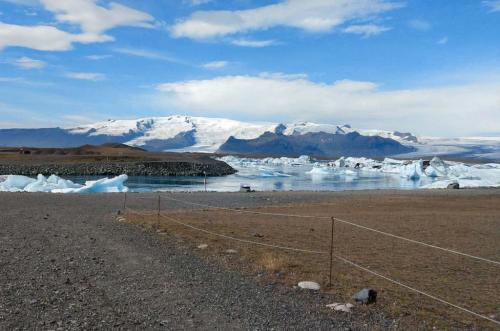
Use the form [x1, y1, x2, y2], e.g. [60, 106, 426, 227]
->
[218, 131, 414, 157]
[0, 115, 420, 158]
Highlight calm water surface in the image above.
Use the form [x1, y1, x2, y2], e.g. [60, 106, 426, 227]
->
[65, 163, 439, 192]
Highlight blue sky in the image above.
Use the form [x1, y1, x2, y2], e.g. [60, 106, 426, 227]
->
[0, 0, 499, 136]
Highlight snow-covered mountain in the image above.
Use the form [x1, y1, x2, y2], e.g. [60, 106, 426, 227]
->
[68, 115, 418, 153]
[69, 116, 278, 153]
[2, 115, 499, 160]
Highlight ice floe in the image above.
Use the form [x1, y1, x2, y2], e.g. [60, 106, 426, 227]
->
[327, 156, 500, 189]
[219, 154, 500, 189]
[0, 174, 129, 193]
[218, 155, 311, 167]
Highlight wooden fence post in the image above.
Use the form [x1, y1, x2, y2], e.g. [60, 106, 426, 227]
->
[329, 217, 335, 287]
[157, 194, 161, 227]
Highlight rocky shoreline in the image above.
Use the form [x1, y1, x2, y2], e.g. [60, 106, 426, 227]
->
[0, 160, 236, 177]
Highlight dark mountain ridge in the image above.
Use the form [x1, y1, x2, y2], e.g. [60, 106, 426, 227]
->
[218, 131, 414, 157]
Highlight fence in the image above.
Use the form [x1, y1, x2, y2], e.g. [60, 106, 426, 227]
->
[121, 192, 500, 328]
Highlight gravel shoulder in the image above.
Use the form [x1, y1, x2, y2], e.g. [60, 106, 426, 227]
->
[0, 191, 376, 330]
[1, 189, 498, 330]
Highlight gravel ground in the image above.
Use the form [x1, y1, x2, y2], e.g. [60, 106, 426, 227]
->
[1, 189, 498, 330]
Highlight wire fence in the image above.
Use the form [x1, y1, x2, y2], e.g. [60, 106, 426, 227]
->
[121, 192, 500, 327]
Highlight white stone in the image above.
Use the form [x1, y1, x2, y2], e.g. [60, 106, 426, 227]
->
[297, 281, 320, 290]
[326, 303, 354, 313]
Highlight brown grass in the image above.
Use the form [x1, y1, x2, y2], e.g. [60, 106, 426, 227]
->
[124, 192, 500, 330]
[257, 253, 294, 273]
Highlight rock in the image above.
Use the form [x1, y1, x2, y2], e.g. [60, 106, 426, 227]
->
[225, 249, 237, 254]
[240, 185, 252, 193]
[447, 182, 460, 189]
[253, 232, 264, 238]
[0, 160, 235, 177]
[352, 288, 377, 304]
[326, 303, 354, 313]
[298, 281, 320, 290]
[197, 244, 208, 250]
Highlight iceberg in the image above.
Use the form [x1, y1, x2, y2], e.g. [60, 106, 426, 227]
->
[400, 160, 425, 180]
[0, 174, 129, 193]
[217, 155, 311, 168]
[307, 166, 330, 176]
[217, 154, 500, 190]
[260, 170, 291, 177]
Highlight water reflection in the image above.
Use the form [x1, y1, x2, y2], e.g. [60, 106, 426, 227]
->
[66, 163, 438, 192]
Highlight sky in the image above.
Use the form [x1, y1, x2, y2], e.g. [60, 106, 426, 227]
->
[0, 0, 499, 137]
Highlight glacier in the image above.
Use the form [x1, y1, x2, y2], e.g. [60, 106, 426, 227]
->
[0, 174, 129, 193]
[68, 115, 417, 153]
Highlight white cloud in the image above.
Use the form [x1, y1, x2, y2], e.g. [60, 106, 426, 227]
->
[184, 0, 212, 5]
[407, 19, 431, 31]
[437, 37, 448, 45]
[0, 22, 86, 51]
[14, 56, 47, 69]
[0, 76, 22, 82]
[230, 38, 277, 47]
[113, 47, 186, 64]
[201, 61, 228, 70]
[156, 74, 500, 136]
[343, 24, 391, 37]
[65, 72, 106, 81]
[85, 54, 113, 60]
[41, 0, 154, 38]
[483, 0, 500, 12]
[171, 0, 403, 39]
[0, 0, 154, 51]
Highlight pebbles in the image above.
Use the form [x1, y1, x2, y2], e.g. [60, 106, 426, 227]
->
[0, 160, 235, 177]
[0, 191, 395, 330]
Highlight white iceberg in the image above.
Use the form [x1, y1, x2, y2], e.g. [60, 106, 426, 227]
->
[0, 174, 129, 193]
[218, 155, 311, 168]
[307, 166, 330, 176]
[217, 154, 500, 189]
[399, 160, 425, 180]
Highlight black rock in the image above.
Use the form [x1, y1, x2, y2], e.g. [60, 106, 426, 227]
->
[352, 288, 377, 304]
[447, 182, 460, 189]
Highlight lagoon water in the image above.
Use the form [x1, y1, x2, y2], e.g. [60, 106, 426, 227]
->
[65, 163, 438, 192]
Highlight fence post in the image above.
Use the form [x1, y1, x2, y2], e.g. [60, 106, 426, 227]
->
[157, 194, 161, 227]
[123, 192, 127, 210]
[203, 171, 207, 192]
[328, 217, 335, 287]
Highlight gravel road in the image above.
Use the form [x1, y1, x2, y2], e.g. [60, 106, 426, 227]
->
[2, 189, 497, 330]
[0, 192, 376, 330]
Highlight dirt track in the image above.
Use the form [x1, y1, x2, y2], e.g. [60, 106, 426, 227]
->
[1, 189, 499, 330]
[0, 191, 389, 330]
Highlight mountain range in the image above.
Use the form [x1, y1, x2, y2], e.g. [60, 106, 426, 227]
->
[0, 115, 417, 157]
[1, 115, 499, 160]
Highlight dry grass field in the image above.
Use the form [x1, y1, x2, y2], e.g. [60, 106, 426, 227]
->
[125, 192, 500, 330]
[0, 144, 226, 165]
